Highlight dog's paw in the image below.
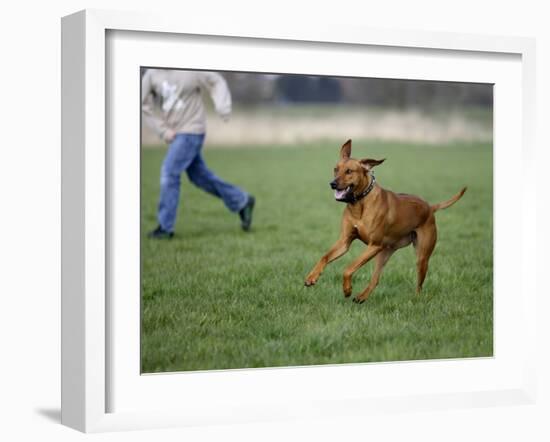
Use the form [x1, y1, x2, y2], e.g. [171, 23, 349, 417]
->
[304, 278, 317, 287]
[343, 275, 352, 298]
[352, 296, 365, 304]
[304, 271, 320, 287]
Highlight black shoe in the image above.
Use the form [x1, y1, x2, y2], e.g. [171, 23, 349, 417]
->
[238, 196, 255, 232]
[147, 225, 174, 239]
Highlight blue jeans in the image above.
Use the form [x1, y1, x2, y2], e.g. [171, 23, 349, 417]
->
[157, 133, 249, 232]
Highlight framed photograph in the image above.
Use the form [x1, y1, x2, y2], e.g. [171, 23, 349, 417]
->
[61, 9, 537, 433]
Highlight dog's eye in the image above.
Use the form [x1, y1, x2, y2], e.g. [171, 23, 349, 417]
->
[345, 169, 352, 174]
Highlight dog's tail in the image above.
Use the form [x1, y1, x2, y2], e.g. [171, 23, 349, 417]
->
[431, 187, 467, 212]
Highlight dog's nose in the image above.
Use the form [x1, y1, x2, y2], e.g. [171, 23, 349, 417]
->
[330, 180, 338, 189]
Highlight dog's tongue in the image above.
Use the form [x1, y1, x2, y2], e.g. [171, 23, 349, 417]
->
[334, 189, 347, 200]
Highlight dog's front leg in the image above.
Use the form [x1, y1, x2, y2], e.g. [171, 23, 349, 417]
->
[342, 244, 383, 299]
[305, 236, 352, 287]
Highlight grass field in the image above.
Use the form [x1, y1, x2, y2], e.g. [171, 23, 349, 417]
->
[141, 140, 493, 373]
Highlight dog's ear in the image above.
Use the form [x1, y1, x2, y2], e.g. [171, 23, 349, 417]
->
[340, 139, 352, 160]
[360, 158, 385, 171]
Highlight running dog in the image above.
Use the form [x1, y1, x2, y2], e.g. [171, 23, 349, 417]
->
[304, 139, 466, 304]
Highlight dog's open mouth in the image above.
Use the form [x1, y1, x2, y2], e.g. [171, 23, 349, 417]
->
[334, 185, 353, 201]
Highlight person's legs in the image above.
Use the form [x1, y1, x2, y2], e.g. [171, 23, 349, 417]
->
[186, 151, 249, 213]
[156, 133, 203, 232]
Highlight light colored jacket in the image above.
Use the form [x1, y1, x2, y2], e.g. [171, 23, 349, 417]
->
[141, 69, 231, 139]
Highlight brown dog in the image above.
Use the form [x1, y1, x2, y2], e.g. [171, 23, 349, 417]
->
[304, 139, 466, 303]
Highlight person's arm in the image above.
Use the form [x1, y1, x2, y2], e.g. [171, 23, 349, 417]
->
[141, 70, 175, 142]
[198, 72, 232, 120]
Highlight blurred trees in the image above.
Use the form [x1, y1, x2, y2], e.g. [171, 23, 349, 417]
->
[141, 68, 492, 110]
[222, 72, 492, 110]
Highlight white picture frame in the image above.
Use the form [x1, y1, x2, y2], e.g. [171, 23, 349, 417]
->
[61, 9, 537, 433]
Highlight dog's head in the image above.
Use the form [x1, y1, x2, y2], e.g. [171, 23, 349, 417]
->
[330, 139, 385, 202]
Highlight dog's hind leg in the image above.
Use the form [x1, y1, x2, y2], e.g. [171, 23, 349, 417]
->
[413, 217, 437, 294]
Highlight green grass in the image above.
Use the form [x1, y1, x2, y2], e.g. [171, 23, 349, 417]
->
[141, 140, 493, 373]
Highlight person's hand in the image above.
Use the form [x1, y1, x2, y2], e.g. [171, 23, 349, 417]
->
[163, 129, 176, 144]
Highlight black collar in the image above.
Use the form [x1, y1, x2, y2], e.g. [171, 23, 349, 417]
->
[348, 175, 376, 204]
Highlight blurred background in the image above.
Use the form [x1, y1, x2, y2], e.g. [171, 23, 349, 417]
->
[141, 71, 493, 147]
